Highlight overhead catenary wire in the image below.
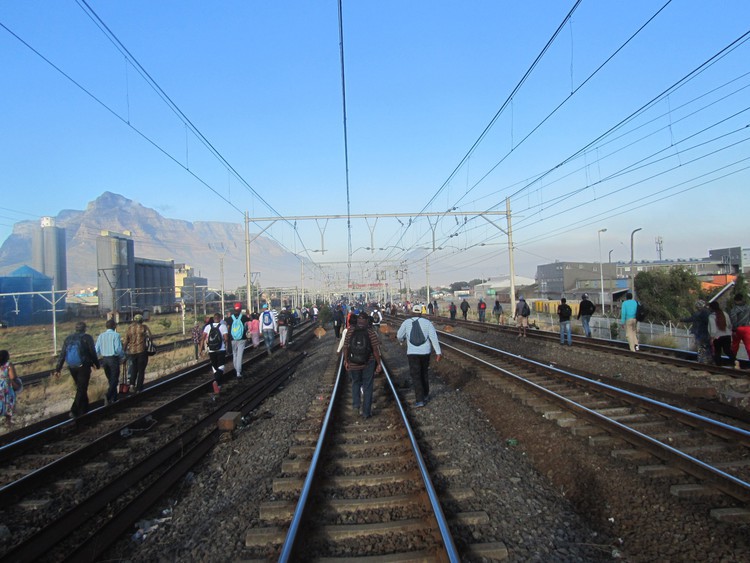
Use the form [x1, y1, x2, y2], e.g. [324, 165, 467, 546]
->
[385, 0, 584, 259]
[336, 0, 354, 292]
[73, 0, 330, 269]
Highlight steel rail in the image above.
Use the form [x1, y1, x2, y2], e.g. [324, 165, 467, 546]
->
[381, 360, 460, 562]
[441, 332, 750, 442]
[278, 354, 460, 562]
[441, 334, 750, 503]
[0, 321, 308, 450]
[0, 323, 314, 504]
[415, 312, 745, 376]
[278, 353, 344, 563]
[1, 353, 306, 563]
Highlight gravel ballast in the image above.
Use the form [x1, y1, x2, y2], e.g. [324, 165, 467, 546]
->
[102, 324, 749, 561]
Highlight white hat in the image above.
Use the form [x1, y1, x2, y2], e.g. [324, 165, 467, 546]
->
[412, 304, 422, 313]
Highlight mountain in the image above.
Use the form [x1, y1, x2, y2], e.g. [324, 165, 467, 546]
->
[0, 192, 302, 290]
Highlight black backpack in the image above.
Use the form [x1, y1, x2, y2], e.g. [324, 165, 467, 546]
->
[409, 318, 427, 346]
[207, 323, 222, 351]
[635, 302, 647, 322]
[348, 327, 372, 365]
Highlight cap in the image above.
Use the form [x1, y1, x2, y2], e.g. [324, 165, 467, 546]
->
[134, 314, 143, 322]
[234, 302, 242, 310]
[582, 293, 588, 299]
[262, 304, 268, 309]
[696, 299, 706, 308]
[412, 304, 422, 313]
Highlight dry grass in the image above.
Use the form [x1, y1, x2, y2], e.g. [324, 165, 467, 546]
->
[2, 324, 198, 435]
[0, 313, 190, 374]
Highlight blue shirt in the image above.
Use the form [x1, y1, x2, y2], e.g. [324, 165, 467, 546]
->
[96, 329, 125, 360]
[621, 299, 638, 323]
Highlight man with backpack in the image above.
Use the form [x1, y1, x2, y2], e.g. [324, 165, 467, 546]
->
[277, 307, 291, 348]
[259, 304, 278, 356]
[53, 321, 100, 418]
[477, 298, 487, 323]
[396, 304, 442, 407]
[123, 314, 153, 393]
[449, 301, 457, 320]
[558, 297, 573, 346]
[577, 293, 596, 338]
[514, 296, 531, 337]
[620, 292, 640, 352]
[228, 302, 251, 378]
[460, 298, 470, 320]
[201, 312, 229, 394]
[342, 311, 383, 419]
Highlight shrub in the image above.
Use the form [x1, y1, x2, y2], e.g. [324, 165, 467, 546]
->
[649, 335, 678, 349]
[610, 322, 620, 340]
[159, 318, 172, 330]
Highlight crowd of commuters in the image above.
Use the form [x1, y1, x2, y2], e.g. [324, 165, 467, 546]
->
[2, 286, 746, 431]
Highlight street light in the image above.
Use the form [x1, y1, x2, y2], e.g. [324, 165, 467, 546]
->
[630, 228, 643, 298]
[598, 229, 607, 313]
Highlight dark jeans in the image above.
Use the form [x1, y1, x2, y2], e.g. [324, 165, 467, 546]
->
[263, 330, 275, 355]
[101, 356, 121, 403]
[127, 352, 149, 392]
[712, 336, 734, 366]
[208, 350, 226, 386]
[450, 311, 456, 320]
[407, 354, 431, 403]
[69, 365, 92, 417]
[349, 359, 376, 417]
[334, 322, 342, 339]
[462, 311, 468, 320]
[478, 310, 486, 322]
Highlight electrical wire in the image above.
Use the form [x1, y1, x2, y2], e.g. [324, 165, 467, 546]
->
[336, 0, 354, 291]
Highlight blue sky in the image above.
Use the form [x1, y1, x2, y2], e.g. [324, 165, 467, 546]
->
[1, 1, 749, 288]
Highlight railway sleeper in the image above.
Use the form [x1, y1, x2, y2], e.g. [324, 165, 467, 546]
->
[671, 483, 726, 499]
[709, 507, 750, 523]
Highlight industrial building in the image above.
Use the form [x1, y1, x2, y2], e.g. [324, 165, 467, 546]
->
[96, 231, 175, 318]
[0, 266, 54, 326]
[31, 216, 67, 291]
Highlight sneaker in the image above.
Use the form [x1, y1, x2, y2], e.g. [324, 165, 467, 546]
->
[212, 381, 221, 394]
[414, 401, 425, 408]
[634, 345, 640, 351]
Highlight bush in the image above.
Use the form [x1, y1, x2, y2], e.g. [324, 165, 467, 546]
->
[159, 318, 172, 330]
[318, 304, 332, 326]
[649, 335, 678, 349]
[610, 322, 620, 340]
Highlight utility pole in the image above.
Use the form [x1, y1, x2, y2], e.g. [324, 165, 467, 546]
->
[631, 228, 643, 298]
[655, 236, 663, 260]
[245, 212, 252, 312]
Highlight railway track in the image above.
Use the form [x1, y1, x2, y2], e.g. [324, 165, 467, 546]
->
[439, 330, 750, 523]
[244, 351, 507, 561]
[0, 325, 314, 562]
[408, 314, 748, 378]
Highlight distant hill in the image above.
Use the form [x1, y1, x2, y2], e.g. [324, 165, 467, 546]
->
[0, 192, 302, 290]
